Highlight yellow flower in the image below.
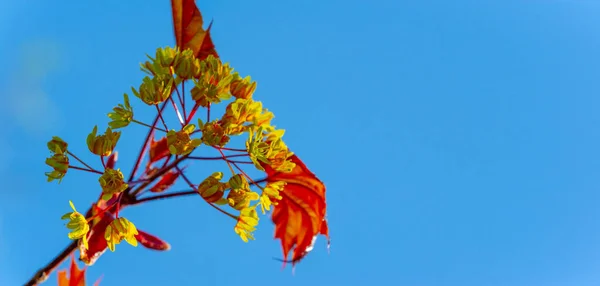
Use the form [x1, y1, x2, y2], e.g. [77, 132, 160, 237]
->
[61, 201, 89, 249]
[197, 172, 226, 203]
[200, 120, 230, 147]
[174, 49, 200, 79]
[191, 55, 234, 107]
[107, 94, 134, 129]
[229, 73, 256, 100]
[166, 124, 202, 155]
[227, 175, 260, 211]
[131, 75, 174, 105]
[259, 181, 285, 214]
[87, 126, 121, 156]
[45, 153, 69, 183]
[47, 136, 68, 155]
[104, 217, 139, 252]
[234, 207, 259, 242]
[99, 168, 128, 200]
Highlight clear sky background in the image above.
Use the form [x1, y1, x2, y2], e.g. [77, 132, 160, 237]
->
[1, 0, 600, 285]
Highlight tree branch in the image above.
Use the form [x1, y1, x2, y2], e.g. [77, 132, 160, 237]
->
[130, 189, 197, 205]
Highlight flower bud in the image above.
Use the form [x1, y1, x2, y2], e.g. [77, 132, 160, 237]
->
[230, 74, 256, 99]
[166, 124, 202, 155]
[198, 172, 225, 203]
[99, 168, 128, 200]
[87, 126, 121, 156]
[107, 94, 134, 129]
[45, 153, 69, 183]
[47, 136, 68, 154]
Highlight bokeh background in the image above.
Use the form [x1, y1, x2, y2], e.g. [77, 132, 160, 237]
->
[2, 0, 600, 285]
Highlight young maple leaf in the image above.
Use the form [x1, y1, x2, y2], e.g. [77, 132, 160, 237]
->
[261, 155, 330, 267]
[149, 170, 181, 193]
[171, 0, 218, 60]
[57, 255, 101, 286]
[148, 136, 170, 165]
[79, 204, 171, 265]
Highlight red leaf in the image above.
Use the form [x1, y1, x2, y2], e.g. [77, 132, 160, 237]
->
[105, 152, 117, 169]
[79, 208, 112, 266]
[149, 136, 169, 164]
[135, 230, 171, 251]
[262, 155, 330, 267]
[171, 0, 218, 60]
[149, 170, 181, 193]
[57, 254, 101, 286]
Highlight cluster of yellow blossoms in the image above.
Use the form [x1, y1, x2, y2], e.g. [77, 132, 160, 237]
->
[45, 46, 295, 253]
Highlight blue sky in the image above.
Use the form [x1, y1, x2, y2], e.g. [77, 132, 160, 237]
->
[2, 0, 600, 285]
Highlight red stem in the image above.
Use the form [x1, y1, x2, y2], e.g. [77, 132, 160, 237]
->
[188, 154, 249, 160]
[207, 103, 211, 122]
[128, 101, 168, 182]
[182, 81, 186, 119]
[218, 147, 248, 152]
[68, 165, 103, 175]
[186, 103, 200, 124]
[131, 177, 269, 206]
[155, 104, 168, 130]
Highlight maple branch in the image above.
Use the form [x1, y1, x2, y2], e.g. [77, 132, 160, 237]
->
[130, 189, 197, 205]
[25, 240, 78, 286]
[24, 200, 102, 286]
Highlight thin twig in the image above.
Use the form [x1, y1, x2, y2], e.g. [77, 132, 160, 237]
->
[188, 154, 249, 160]
[155, 104, 168, 131]
[129, 154, 189, 197]
[68, 165, 103, 175]
[168, 96, 185, 126]
[128, 100, 168, 182]
[132, 119, 167, 132]
[131, 190, 197, 205]
[66, 151, 98, 173]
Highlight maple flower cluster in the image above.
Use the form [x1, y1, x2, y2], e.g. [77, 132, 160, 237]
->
[44, 46, 297, 257]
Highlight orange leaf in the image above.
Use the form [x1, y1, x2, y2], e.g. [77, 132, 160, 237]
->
[149, 136, 170, 164]
[171, 0, 218, 60]
[135, 229, 171, 251]
[57, 255, 101, 286]
[149, 170, 181, 193]
[262, 155, 330, 267]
